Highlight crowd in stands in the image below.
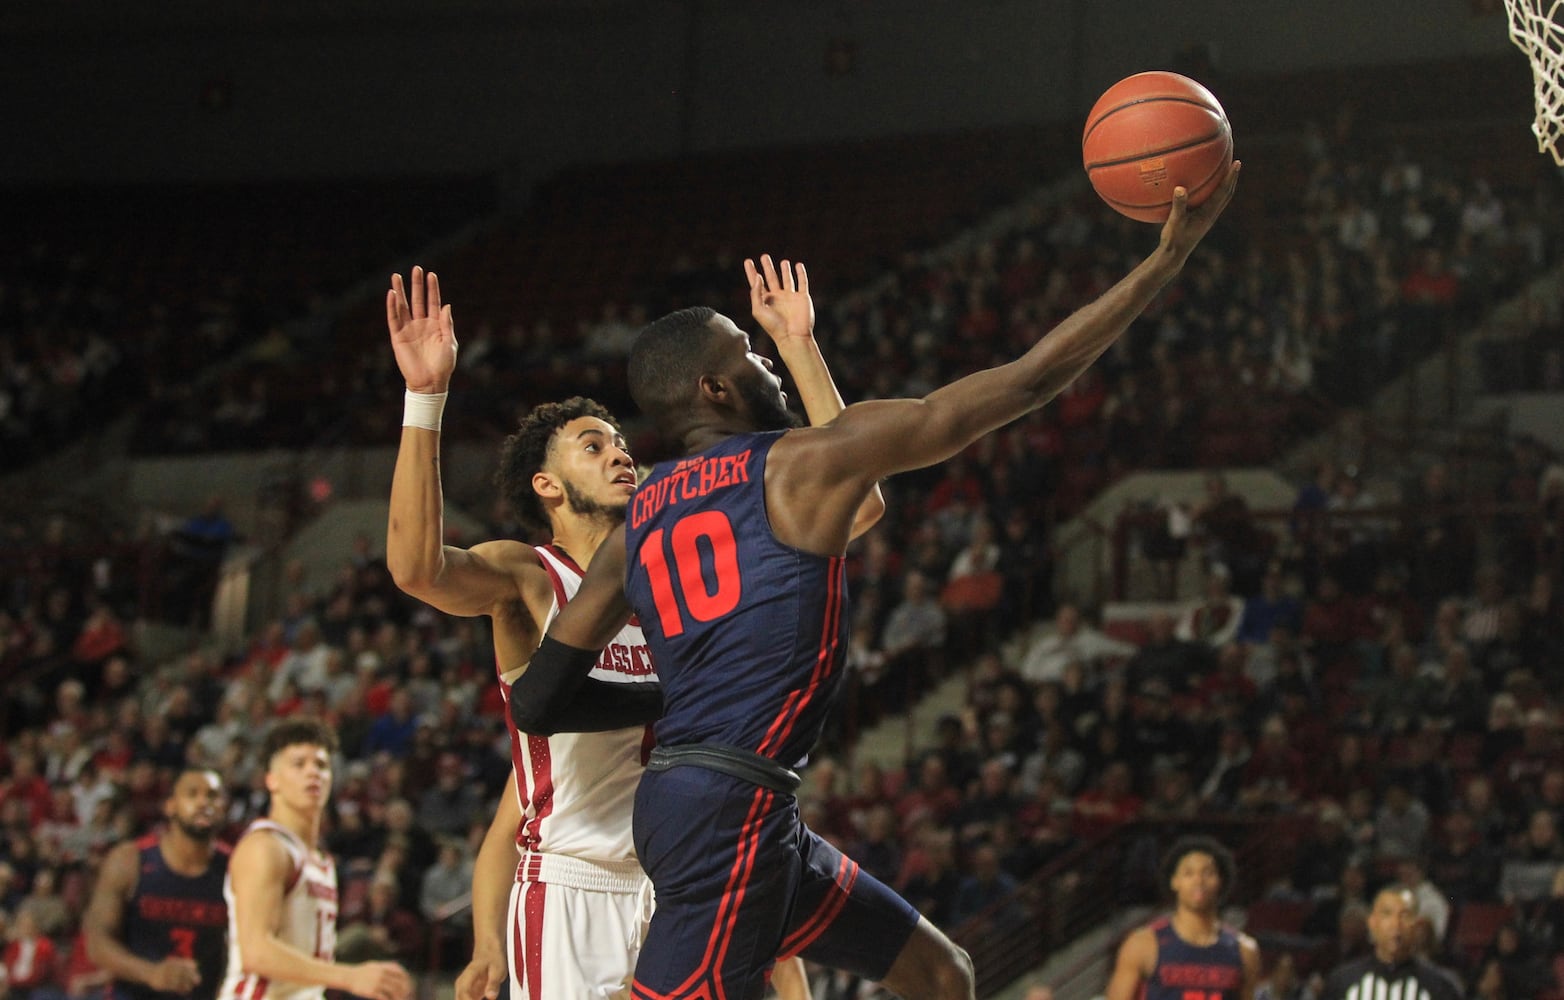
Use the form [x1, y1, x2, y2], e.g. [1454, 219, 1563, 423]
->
[1, 181, 493, 473]
[4, 415, 1563, 999]
[4, 96, 1564, 1000]
[803, 436, 1564, 998]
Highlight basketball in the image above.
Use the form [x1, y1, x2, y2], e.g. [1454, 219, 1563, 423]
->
[1082, 71, 1233, 223]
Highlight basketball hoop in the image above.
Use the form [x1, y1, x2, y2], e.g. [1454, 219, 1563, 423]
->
[1505, 0, 1564, 165]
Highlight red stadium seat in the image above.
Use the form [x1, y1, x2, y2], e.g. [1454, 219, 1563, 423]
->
[1448, 902, 1514, 964]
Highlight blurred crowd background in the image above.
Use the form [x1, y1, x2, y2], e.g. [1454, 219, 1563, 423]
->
[5, 26, 1564, 1000]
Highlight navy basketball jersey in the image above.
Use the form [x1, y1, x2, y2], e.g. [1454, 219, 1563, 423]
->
[1143, 917, 1245, 1000]
[117, 834, 230, 1000]
[624, 431, 847, 765]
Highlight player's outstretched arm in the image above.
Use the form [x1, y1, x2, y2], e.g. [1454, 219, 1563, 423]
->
[229, 832, 412, 1000]
[386, 267, 535, 618]
[456, 774, 523, 1000]
[508, 524, 662, 736]
[746, 254, 885, 540]
[83, 843, 201, 994]
[768, 166, 1239, 556]
[841, 167, 1236, 480]
[1103, 927, 1155, 1000]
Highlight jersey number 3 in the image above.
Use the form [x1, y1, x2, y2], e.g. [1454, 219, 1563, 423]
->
[639, 511, 742, 638]
[168, 928, 196, 959]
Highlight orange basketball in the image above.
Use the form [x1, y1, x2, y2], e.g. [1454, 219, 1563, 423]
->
[1082, 71, 1232, 223]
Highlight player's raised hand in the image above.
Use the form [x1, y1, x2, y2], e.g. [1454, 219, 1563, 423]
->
[454, 949, 506, 1000]
[745, 254, 815, 347]
[1157, 160, 1241, 266]
[348, 961, 414, 1000]
[147, 957, 201, 993]
[386, 266, 458, 394]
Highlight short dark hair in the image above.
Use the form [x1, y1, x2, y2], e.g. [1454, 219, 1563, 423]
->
[171, 766, 223, 788]
[627, 306, 720, 420]
[1161, 834, 1237, 903]
[262, 718, 338, 766]
[495, 397, 619, 531]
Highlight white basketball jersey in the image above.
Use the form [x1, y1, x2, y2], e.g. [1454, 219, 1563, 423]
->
[496, 544, 655, 864]
[219, 820, 338, 1000]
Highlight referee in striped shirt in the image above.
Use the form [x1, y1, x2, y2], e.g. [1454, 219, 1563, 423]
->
[1319, 886, 1460, 1000]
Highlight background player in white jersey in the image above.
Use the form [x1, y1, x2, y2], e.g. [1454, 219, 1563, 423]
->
[219, 720, 411, 1000]
[385, 265, 875, 1000]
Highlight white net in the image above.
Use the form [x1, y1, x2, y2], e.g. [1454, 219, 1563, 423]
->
[1506, 0, 1564, 165]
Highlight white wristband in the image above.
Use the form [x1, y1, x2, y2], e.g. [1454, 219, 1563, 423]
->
[402, 390, 448, 431]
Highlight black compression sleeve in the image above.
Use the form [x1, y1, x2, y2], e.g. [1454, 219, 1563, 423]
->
[508, 636, 663, 735]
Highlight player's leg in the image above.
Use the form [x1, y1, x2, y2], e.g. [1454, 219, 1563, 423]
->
[875, 918, 975, 1000]
[505, 867, 649, 1000]
[630, 767, 796, 1000]
[536, 881, 649, 999]
[785, 829, 973, 1000]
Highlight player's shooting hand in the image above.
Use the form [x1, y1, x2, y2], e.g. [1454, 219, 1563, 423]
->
[147, 958, 201, 993]
[348, 961, 414, 1000]
[386, 266, 458, 395]
[745, 254, 815, 348]
[454, 948, 506, 1000]
[1157, 160, 1241, 268]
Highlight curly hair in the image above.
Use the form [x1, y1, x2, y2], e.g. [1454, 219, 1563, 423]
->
[1160, 834, 1237, 904]
[495, 397, 620, 532]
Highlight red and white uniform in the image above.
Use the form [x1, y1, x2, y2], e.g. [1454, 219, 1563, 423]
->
[497, 544, 656, 1000]
[218, 821, 337, 1000]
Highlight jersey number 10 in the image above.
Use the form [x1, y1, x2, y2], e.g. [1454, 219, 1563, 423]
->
[638, 511, 742, 638]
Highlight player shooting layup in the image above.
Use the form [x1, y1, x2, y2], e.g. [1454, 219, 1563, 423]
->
[384, 265, 876, 998]
[512, 169, 1241, 1000]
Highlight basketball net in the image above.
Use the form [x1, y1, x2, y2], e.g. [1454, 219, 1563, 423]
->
[1505, 0, 1564, 165]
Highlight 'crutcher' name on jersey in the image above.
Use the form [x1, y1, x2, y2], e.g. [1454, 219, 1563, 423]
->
[624, 431, 848, 766]
[115, 835, 229, 1000]
[496, 544, 655, 863]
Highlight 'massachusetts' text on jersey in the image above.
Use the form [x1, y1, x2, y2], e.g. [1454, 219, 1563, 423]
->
[218, 821, 337, 1000]
[116, 835, 229, 1000]
[625, 431, 847, 765]
[1143, 917, 1245, 1000]
[496, 544, 654, 864]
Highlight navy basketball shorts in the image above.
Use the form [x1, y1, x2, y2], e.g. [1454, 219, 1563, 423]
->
[629, 764, 920, 1000]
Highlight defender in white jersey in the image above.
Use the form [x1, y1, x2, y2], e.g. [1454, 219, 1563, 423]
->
[385, 266, 875, 1000]
[220, 720, 410, 1000]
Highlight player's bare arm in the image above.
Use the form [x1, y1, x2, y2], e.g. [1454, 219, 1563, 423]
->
[746, 254, 885, 540]
[1103, 927, 1157, 1000]
[766, 165, 1239, 556]
[229, 832, 411, 1000]
[83, 842, 201, 994]
[1239, 933, 1262, 1000]
[455, 773, 524, 1000]
[385, 266, 556, 623]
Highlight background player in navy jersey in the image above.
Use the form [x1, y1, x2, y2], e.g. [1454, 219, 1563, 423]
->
[513, 168, 1241, 1000]
[84, 768, 230, 1000]
[1105, 836, 1260, 1000]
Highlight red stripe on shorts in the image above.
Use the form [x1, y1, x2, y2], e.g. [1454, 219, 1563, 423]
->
[779, 855, 859, 958]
